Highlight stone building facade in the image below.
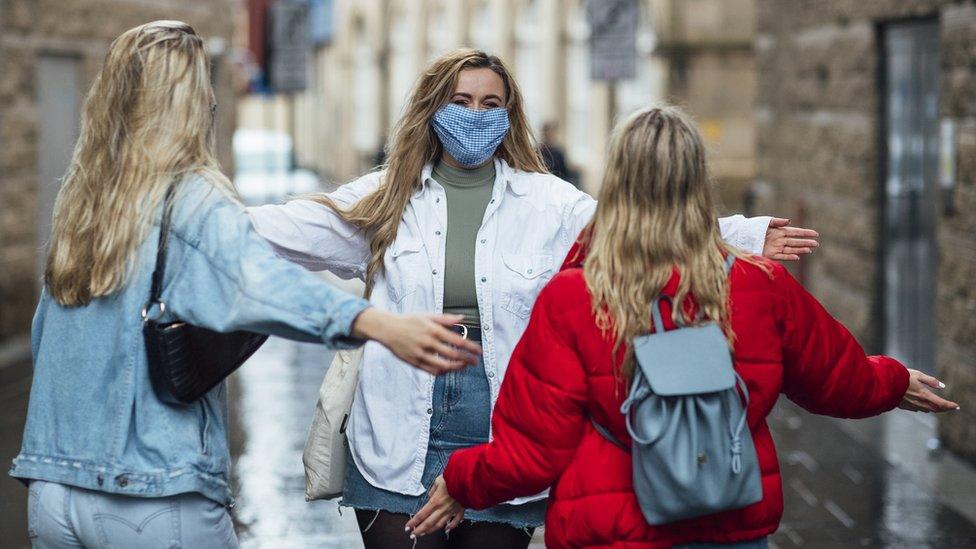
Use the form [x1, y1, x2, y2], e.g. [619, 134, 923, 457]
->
[0, 0, 239, 356]
[651, 0, 757, 210]
[756, 0, 976, 462]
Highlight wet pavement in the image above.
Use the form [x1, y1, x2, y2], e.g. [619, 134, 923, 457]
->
[3, 336, 976, 548]
[0, 356, 31, 548]
[767, 402, 976, 548]
[226, 338, 362, 548]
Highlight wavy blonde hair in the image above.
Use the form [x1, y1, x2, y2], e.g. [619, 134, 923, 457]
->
[313, 49, 546, 296]
[584, 106, 758, 378]
[46, 20, 234, 306]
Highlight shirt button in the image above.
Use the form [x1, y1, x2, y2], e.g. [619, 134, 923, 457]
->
[488, 371, 495, 378]
[427, 408, 433, 415]
[480, 239, 486, 244]
[432, 269, 438, 275]
[527, 268, 533, 274]
[481, 277, 487, 283]
[483, 325, 491, 332]
[115, 475, 128, 487]
[435, 231, 442, 236]
[490, 199, 495, 204]
[436, 198, 441, 203]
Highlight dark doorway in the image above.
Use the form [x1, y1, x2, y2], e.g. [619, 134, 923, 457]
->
[880, 20, 940, 374]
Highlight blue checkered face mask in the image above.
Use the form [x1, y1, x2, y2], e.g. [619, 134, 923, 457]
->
[432, 103, 510, 167]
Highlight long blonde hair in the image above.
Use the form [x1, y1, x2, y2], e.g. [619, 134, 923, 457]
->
[313, 49, 546, 296]
[584, 106, 757, 378]
[46, 21, 234, 306]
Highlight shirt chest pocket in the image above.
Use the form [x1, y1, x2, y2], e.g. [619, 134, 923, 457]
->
[499, 252, 554, 319]
[386, 237, 426, 305]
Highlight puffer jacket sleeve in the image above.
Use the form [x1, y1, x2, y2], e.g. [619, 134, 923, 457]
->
[443, 275, 589, 510]
[775, 264, 910, 418]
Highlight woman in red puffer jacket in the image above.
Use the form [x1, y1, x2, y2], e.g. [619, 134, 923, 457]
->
[407, 106, 959, 548]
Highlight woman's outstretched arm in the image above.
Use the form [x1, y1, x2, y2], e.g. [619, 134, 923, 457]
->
[163, 181, 479, 373]
[245, 173, 381, 279]
[774, 262, 956, 417]
[563, 190, 817, 260]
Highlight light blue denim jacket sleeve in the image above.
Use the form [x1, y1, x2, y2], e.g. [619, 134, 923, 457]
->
[159, 178, 370, 347]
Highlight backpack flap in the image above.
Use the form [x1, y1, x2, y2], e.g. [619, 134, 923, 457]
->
[632, 321, 734, 396]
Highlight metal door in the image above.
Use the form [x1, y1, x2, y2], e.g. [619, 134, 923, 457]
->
[36, 54, 83, 283]
[881, 21, 939, 373]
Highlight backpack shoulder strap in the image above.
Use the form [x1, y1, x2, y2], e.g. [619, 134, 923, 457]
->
[591, 418, 629, 451]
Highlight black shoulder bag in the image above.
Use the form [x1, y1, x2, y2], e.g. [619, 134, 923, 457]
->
[142, 182, 268, 405]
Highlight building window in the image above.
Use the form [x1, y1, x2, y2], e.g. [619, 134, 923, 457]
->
[353, 28, 379, 154]
[469, 1, 492, 52]
[515, 0, 543, 131]
[566, 2, 591, 165]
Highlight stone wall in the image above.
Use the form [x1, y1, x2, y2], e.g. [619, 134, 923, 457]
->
[757, 0, 976, 462]
[653, 0, 757, 214]
[0, 0, 238, 346]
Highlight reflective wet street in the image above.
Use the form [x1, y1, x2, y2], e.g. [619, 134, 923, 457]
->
[226, 338, 363, 548]
[3, 338, 976, 547]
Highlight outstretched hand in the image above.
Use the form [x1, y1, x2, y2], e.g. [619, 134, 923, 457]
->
[763, 218, 819, 261]
[405, 475, 465, 538]
[352, 310, 482, 375]
[899, 369, 960, 413]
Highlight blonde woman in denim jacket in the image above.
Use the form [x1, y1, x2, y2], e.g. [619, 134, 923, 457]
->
[11, 22, 480, 549]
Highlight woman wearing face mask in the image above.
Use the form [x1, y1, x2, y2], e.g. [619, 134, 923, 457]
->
[248, 49, 815, 548]
[11, 22, 479, 549]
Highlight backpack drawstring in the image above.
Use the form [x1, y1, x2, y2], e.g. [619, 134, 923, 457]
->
[730, 372, 750, 475]
[730, 437, 743, 474]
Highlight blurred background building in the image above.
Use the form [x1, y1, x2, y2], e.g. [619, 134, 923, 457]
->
[2, 0, 976, 547]
[754, 0, 976, 464]
[238, 0, 756, 205]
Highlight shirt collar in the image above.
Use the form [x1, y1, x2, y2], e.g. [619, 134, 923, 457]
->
[415, 157, 526, 198]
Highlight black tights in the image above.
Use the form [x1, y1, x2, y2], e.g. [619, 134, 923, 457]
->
[355, 509, 534, 549]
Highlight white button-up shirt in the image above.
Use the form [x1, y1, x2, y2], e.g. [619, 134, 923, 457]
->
[247, 159, 770, 502]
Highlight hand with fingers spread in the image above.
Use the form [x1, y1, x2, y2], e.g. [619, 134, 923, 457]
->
[763, 217, 819, 261]
[899, 369, 960, 413]
[352, 310, 482, 375]
[405, 475, 465, 539]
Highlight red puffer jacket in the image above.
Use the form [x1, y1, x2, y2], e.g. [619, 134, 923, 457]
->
[444, 245, 909, 548]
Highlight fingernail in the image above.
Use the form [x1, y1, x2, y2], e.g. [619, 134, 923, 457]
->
[404, 526, 411, 532]
[410, 534, 416, 540]
[939, 382, 946, 389]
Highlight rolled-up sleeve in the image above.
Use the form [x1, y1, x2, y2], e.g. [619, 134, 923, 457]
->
[719, 214, 771, 255]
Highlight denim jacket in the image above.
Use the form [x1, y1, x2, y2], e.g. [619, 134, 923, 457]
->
[10, 175, 370, 505]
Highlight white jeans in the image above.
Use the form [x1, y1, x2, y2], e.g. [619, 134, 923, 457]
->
[27, 480, 239, 549]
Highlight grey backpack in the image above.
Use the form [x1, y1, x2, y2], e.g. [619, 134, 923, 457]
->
[593, 256, 762, 525]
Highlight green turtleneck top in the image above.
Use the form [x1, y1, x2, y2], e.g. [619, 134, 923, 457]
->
[431, 160, 495, 326]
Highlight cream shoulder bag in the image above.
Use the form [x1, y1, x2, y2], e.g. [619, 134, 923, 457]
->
[303, 347, 363, 501]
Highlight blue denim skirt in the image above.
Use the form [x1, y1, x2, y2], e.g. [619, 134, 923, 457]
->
[341, 357, 546, 529]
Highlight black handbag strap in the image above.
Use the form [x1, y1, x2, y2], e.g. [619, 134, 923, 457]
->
[143, 181, 180, 318]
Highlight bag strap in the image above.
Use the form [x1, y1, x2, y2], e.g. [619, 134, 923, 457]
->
[646, 254, 736, 333]
[730, 371, 750, 474]
[591, 417, 629, 452]
[142, 181, 180, 320]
